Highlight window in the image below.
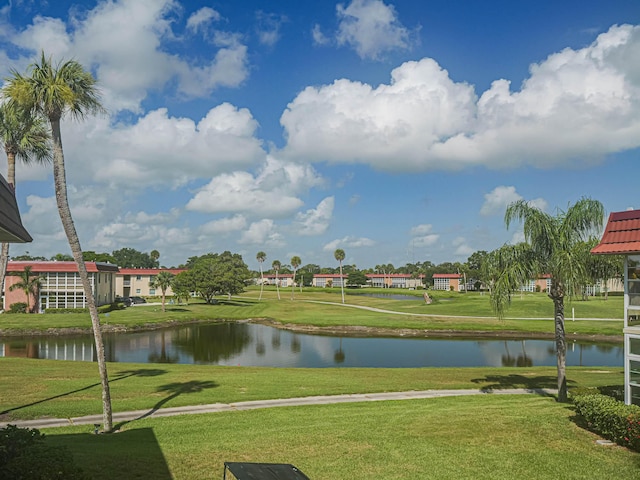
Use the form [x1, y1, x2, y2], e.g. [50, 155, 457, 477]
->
[136, 275, 142, 281]
[136, 289, 141, 294]
[149, 289, 156, 295]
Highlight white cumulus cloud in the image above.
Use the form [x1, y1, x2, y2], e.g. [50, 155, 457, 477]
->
[281, 24, 640, 172]
[294, 197, 335, 236]
[323, 236, 375, 251]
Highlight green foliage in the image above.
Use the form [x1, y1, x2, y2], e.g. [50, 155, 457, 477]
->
[0, 425, 88, 479]
[45, 308, 89, 314]
[347, 270, 368, 286]
[8, 302, 27, 313]
[179, 252, 250, 303]
[573, 393, 640, 451]
[111, 247, 158, 268]
[82, 251, 116, 264]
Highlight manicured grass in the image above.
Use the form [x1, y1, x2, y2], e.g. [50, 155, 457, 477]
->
[0, 357, 624, 421]
[0, 289, 625, 337]
[43, 395, 640, 479]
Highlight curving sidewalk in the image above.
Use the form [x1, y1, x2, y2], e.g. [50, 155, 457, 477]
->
[302, 299, 622, 321]
[1, 388, 556, 430]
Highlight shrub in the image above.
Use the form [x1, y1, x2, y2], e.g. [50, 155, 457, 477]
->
[573, 393, 640, 452]
[0, 425, 88, 479]
[8, 302, 27, 314]
[44, 308, 89, 314]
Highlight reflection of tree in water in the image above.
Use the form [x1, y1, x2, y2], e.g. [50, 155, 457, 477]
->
[502, 340, 533, 367]
[148, 331, 179, 364]
[172, 323, 251, 363]
[256, 327, 266, 356]
[501, 341, 516, 367]
[271, 329, 281, 350]
[334, 337, 345, 364]
[290, 334, 301, 353]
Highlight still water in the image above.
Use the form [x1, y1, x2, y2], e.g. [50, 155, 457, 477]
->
[0, 322, 623, 368]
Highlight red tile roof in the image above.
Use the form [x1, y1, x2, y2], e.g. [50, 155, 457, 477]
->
[118, 268, 186, 275]
[432, 273, 462, 279]
[7, 261, 119, 273]
[592, 209, 640, 255]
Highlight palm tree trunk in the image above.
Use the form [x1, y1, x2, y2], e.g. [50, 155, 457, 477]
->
[339, 263, 345, 304]
[50, 118, 113, 431]
[551, 289, 567, 402]
[275, 271, 280, 300]
[259, 263, 264, 301]
[291, 268, 296, 301]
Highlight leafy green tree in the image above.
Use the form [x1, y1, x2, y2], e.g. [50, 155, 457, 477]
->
[112, 248, 157, 268]
[172, 272, 195, 304]
[347, 270, 368, 287]
[491, 198, 605, 402]
[82, 251, 116, 263]
[0, 102, 51, 310]
[272, 260, 281, 300]
[334, 249, 346, 303]
[186, 252, 250, 303]
[149, 271, 175, 312]
[150, 249, 160, 264]
[8, 266, 44, 313]
[256, 251, 266, 300]
[5, 52, 113, 430]
[290, 255, 301, 300]
[50, 253, 73, 261]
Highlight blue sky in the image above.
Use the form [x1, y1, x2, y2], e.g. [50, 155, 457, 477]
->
[1, 0, 639, 270]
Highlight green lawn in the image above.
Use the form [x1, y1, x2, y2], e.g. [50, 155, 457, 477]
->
[43, 394, 640, 479]
[0, 288, 625, 338]
[0, 358, 624, 421]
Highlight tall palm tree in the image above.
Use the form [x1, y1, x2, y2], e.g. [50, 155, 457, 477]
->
[150, 271, 174, 312]
[256, 251, 266, 300]
[491, 198, 604, 402]
[272, 260, 281, 300]
[8, 266, 44, 313]
[5, 52, 113, 430]
[334, 248, 346, 304]
[290, 255, 301, 300]
[0, 102, 51, 305]
[150, 249, 160, 267]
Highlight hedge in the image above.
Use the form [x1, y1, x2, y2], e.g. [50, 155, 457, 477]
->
[573, 393, 640, 452]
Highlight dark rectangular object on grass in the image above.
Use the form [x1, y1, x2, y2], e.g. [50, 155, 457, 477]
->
[0, 174, 32, 243]
[223, 462, 311, 480]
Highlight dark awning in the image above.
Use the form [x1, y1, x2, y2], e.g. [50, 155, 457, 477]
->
[0, 174, 32, 243]
[223, 462, 311, 480]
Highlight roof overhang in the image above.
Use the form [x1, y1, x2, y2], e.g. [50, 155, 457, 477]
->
[0, 174, 32, 243]
[592, 209, 640, 255]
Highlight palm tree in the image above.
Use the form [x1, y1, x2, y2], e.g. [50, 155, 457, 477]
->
[5, 52, 113, 430]
[272, 260, 281, 300]
[256, 251, 266, 300]
[8, 266, 44, 313]
[149, 271, 174, 312]
[334, 248, 346, 304]
[150, 249, 160, 267]
[0, 102, 51, 305]
[491, 198, 604, 402]
[290, 255, 301, 300]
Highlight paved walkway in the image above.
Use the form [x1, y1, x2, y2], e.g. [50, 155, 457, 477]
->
[1, 388, 555, 430]
[302, 300, 623, 321]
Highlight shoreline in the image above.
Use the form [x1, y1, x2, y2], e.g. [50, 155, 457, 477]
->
[0, 317, 623, 343]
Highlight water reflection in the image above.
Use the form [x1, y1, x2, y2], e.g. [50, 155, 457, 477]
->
[0, 323, 624, 368]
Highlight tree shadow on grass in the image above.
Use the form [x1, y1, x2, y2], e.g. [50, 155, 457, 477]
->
[114, 380, 218, 431]
[0, 368, 167, 417]
[470, 374, 565, 397]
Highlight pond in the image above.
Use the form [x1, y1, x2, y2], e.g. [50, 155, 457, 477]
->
[0, 322, 623, 368]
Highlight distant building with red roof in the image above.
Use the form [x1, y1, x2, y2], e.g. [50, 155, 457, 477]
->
[592, 209, 640, 405]
[4, 261, 119, 312]
[116, 268, 186, 298]
[432, 273, 463, 291]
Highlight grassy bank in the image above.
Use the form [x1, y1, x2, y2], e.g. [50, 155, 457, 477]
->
[43, 395, 639, 479]
[0, 289, 625, 338]
[0, 358, 623, 421]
